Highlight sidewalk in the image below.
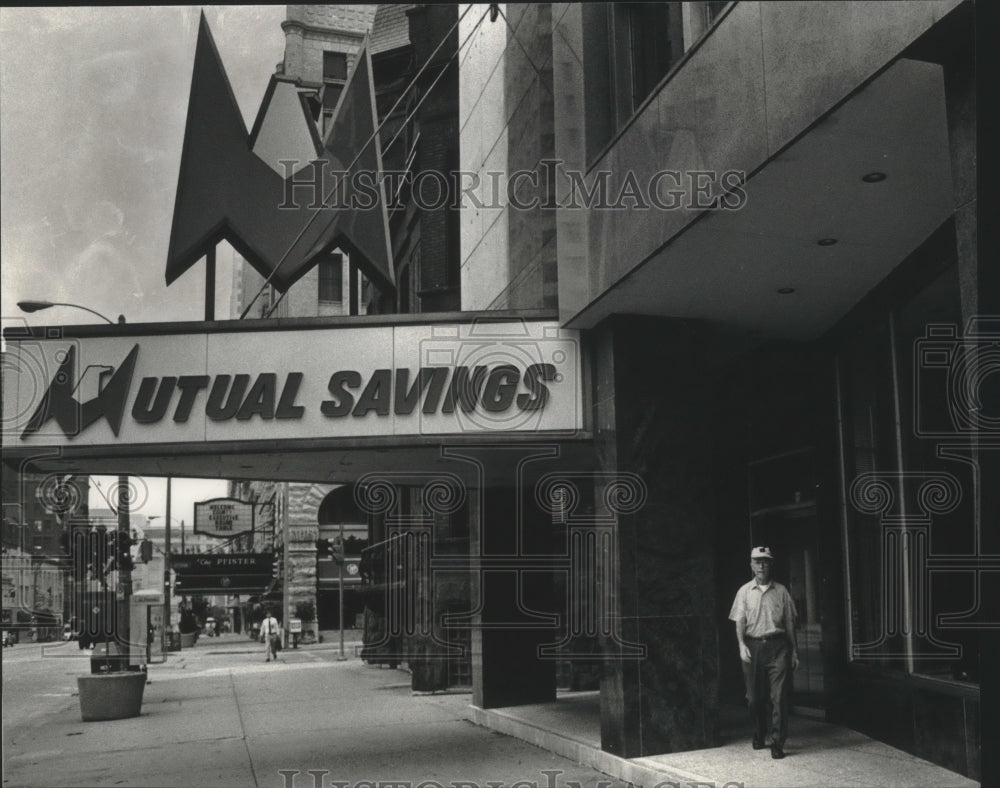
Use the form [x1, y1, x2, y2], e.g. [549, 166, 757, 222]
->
[2, 640, 630, 788]
[473, 695, 980, 788]
[2, 638, 979, 788]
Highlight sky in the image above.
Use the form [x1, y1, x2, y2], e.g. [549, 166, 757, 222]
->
[0, 5, 288, 327]
[87, 475, 232, 529]
[1, 6, 289, 522]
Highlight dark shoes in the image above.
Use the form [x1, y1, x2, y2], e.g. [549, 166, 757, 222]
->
[770, 744, 786, 759]
[752, 737, 766, 750]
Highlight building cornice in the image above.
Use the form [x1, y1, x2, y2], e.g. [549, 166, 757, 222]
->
[281, 19, 368, 43]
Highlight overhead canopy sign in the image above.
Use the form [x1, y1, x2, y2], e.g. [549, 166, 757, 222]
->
[172, 553, 275, 594]
[2, 318, 581, 450]
[194, 498, 254, 537]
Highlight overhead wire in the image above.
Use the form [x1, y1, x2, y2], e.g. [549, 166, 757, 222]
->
[241, 3, 482, 320]
[261, 3, 491, 319]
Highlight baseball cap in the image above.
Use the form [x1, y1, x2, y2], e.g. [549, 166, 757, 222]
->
[750, 546, 774, 560]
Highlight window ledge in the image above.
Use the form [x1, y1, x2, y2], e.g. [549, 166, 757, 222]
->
[847, 662, 980, 698]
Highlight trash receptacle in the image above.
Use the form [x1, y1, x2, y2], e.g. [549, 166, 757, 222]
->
[168, 632, 182, 651]
[90, 641, 129, 674]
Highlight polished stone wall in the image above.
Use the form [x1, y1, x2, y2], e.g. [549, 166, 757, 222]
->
[551, 0, 964, 323]
[594, 316, 720, 757]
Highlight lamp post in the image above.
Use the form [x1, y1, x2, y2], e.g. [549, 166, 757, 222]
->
[17, 300, 125, 324]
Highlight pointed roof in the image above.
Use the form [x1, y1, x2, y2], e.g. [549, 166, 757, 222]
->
[371, 4, 414, 55]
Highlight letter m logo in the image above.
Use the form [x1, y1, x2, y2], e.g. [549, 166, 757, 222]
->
[21, 344, 139, 439]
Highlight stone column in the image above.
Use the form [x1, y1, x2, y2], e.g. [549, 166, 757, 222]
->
[284, 483, 325, 628]
[281, 19, 306, 81]
[445, 446, 559, 709]
[594, 317, 719, 757]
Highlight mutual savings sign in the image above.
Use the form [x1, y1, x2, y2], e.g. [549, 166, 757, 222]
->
[3, 320, 581, 447]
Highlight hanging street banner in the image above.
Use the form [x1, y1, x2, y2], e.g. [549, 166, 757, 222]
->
[194, 498, 255, 537]
[171, 553, 275, 594]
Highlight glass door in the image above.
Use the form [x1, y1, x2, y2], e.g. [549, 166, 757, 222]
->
[748, 449, 825, 708]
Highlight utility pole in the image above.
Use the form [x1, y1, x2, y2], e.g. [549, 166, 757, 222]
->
[338, 520, 346, 660]
[116, 475, 131, 666]
[163, 478, 172, 652]
[282, 483, 290, 648]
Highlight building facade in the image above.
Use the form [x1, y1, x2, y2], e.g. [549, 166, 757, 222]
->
[1, 472, 89, 634]
[456, 1, 981, 778]
[229, 3, 983, 775]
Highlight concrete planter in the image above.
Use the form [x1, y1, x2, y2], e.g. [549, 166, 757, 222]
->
[179, 632, 197, 649]
[77, 672, 146, 722]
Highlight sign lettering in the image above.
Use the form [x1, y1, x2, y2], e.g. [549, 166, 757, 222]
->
[3, 321, 582, 446]
[194, 498, 254, 537]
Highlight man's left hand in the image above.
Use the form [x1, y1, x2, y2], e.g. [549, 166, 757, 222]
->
[791, 650, 799, 671]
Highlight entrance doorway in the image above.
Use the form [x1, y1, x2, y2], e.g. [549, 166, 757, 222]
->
[748, 448, 825, 708]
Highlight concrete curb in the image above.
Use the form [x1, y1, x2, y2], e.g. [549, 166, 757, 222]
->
[466, 705, 715, 788]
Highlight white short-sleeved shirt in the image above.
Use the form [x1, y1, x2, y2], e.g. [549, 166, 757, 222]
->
[728, 580, 796, 638]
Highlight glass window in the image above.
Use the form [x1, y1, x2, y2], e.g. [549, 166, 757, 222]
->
[837, 260, 979, 686]
[893, 266, 978, 684]
[318, 253, 343, 303]
[323, 51, 347, 81]
[322, 51, 349, 134]
[625, 3, 683, 109]
[838, 319, 906, 669]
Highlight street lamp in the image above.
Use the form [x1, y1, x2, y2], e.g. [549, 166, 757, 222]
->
[17, 300, 125, 325]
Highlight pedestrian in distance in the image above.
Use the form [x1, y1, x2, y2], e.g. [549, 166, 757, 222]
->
[260, 608, 281, 662]
[728, 546, 798, 759]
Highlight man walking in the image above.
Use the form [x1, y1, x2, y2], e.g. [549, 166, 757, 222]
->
[260, 608, 281, 662]
[729, 546, 798, 759]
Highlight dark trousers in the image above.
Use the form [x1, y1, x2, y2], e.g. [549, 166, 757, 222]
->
[742, 637, 791, 746]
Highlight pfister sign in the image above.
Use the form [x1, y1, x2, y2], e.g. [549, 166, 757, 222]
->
[2, 319, 581, 447]
[195, 498, 254, 537]
[172, 553, 275, 594]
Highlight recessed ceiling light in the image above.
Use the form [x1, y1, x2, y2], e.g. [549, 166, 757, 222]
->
[817, 238, 838, 246]
[777, 287, 796, 295]
[862, 172, 887, 183]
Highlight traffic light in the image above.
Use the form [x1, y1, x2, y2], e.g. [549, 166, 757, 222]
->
[315, 538, 332, 559]
[272, 549, 282, 579]
[87, 527, 110, 583]
[70, 527, 91, 582]
[109, 529, 133, 572]
[139, 539, 153, 563]
[331, 537, 344, 564]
